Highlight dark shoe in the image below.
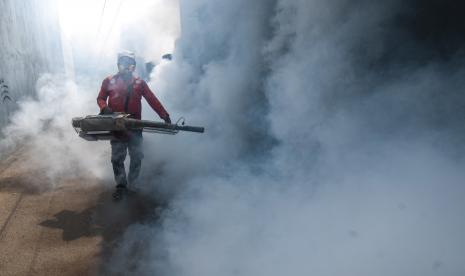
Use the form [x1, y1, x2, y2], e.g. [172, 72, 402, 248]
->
[112, 185, 127, 201]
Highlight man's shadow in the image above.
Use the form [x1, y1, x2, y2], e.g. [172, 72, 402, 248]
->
[39, 209, 101, 241]
[38, 190, 165, 257]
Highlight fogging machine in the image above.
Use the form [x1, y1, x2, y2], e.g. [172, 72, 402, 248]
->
[72, 113, 204, 141]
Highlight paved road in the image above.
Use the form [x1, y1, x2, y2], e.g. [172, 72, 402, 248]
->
[0, 148, 159, 275]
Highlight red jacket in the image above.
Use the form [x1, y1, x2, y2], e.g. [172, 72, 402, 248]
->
[97, 74, 169, 120]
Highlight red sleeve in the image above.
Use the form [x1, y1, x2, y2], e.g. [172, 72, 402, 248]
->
[97, 78, 110, 111]
[141, 80, 169, 119]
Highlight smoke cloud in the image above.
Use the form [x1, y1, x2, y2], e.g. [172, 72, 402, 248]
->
[0, 74, 111, 182]
[109, 0, 465, 275]
[2, 0, 465, 275]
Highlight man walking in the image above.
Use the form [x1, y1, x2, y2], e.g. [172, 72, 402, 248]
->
[97, 51, 171, 200]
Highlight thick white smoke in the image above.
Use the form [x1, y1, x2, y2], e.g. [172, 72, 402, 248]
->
[108, 0, 465, 275]
[2, 0, 464, 275]
[0, 74, 110, 182]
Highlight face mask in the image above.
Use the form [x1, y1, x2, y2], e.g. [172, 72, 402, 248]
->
[118, 57, 136, 72]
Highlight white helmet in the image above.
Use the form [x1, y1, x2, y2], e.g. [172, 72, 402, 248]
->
[117, 50, 136, 65]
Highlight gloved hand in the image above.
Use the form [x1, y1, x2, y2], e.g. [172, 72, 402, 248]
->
[164, 116, 171, 124]
[100, 106, 113, 115]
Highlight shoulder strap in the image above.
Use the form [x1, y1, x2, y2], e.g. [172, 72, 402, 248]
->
[124, 80, 134, 113]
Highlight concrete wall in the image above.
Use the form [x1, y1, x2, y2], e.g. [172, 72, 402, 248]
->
[0, 0, 64, 129]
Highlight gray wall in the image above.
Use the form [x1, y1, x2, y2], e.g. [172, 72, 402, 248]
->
[0, 0, 64, 129]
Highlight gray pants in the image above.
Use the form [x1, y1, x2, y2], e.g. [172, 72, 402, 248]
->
[110, 131, 143, 188]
